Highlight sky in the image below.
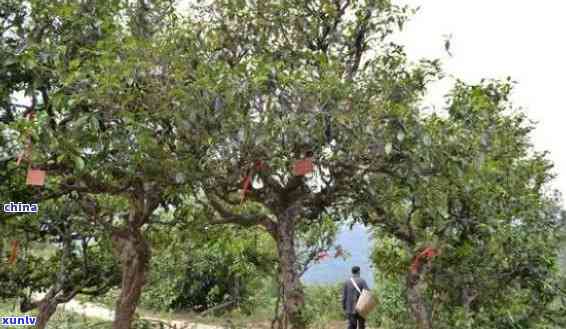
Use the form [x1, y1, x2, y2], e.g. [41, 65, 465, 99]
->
[393, 0, 566, 202]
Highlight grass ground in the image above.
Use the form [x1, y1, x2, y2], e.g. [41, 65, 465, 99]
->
[3, 287, 377, 329]
[1, 299, 373, 329]
[0, 300, 112, 329]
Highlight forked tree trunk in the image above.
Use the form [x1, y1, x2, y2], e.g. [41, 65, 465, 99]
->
[273, 216, 306, 329]
[20, 287, 76, 329]
[407, 267, 432, 329]
[111, 227, 151, 329]
[20, 235, 78, 329]
[35, 299, 58, 329]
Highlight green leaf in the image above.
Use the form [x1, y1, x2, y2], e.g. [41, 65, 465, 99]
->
[397, 131, 405, 142]
[385, 142, 393, 155]
[74, 156, 85, 171]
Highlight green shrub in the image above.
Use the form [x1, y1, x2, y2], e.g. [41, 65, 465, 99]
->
[366, 273, 414, 329]
[301, 284, 344, 328]
[141, 225, 277, 314]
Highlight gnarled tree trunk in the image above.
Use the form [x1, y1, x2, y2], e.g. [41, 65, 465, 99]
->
[20, 287, 78, 329]
[272, 215, 306, 329]
[35, 298, 58, 329]
[20, 233, 78, 329]
[21, 292, 58, 329]
[407, 266, 432, 329]
[111, 227, 150, 329]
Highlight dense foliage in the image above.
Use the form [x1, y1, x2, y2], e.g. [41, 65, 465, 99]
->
[367, 81, 566, 328]
[1, 1, 565, 329]
[141, 224, 278, 313]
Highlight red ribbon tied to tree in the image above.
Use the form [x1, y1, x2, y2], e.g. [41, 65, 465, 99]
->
[410, 246, 440, 274]
[8, 240, 20, 265]
[240, 160, 269, 204]
[293, 157, 313, 176]
[314, 251, 330, 262]
[240, 175, 252, 204]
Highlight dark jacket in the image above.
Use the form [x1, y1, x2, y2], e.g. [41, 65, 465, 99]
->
[342, 275, 369, 314]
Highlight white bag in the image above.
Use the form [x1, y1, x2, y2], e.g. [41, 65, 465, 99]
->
[351, 278, 377, 319]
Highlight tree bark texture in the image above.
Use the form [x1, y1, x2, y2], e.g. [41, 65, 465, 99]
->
[20, 287, 70, 329]
[111, 227, 150, 329]
[35, 298, 58, 329]
[273, 214, 306, 329]
[407, 267, 433, 329]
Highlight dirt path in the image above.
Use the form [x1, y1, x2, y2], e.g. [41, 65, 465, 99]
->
[33, 294, 355, 329]
[33, 293, 221, 329]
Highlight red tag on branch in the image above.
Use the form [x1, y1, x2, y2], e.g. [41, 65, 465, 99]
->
[293, 158, 313, 176]
[26, 168, 46, 186]
[314, 251, 330, 262]
[410, 246, 439, 274]
[421, 247, 440, 258]
[240, 175, 252, 203]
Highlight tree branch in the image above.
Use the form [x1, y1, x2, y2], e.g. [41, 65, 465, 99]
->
[204, 194, 276, 230]
[345, 8, 372, 80]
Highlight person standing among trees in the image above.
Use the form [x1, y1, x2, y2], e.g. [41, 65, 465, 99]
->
[342, 266, 369, 329]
